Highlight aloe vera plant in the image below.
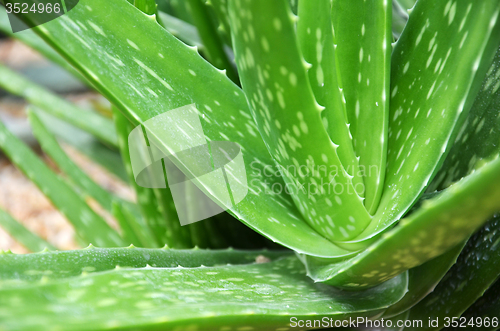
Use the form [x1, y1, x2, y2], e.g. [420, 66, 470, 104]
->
[0, 0, 500, 329]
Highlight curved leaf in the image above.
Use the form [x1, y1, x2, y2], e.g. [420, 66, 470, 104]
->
[0, 208, 56, 252]
[0, 252, 407, 331]
[343, 0, 500, 248]
[229, 0, 371, 242]
[21, 0, 349, 258]
[332, 0, 392, 214]
[406, 214, 500, 330]
[302, 156, 500, 288]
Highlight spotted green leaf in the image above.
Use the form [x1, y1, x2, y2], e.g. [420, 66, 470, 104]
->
[187, 0, 238, 83]
[297, 0, 365, 201]
[0, 246, 290, 285]
[229, 0, 372, 242]
[343, 0, 500, 248]
[0, 208, 56, 252]
[302, 156, 500, 288]
[23, 0, 350, 258]
[0, 120, 124, 247]
[205, 0, 231, 46]
[332, 0, 392, 215]
[0, 64, 117, 148]
[382, 242, 465, 317]
[405, 214, 500, 330]
[0, 253, 407, 331]
[430, 45, 500, 192]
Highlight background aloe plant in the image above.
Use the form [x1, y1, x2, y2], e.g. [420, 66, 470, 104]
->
[0, 0, 500, 329]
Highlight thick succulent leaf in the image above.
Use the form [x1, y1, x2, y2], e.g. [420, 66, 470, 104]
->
[35, 110, 128, 182]
[382, 242, 465, 317]
[24, 0, 350, 258]
[332, 0, 391, 214]
[0, 253, 407, 331]
[205, 0, 231, 46]
[430, 45, 500, 192]
[187, 0, 238, 82]
[158, 11, 203, 48]
[229, 0, 372, 242]
[457, 278, 500, 331]
[0, 208, 56, 252]
[297, 0, 365, 201]
[405, 214, 500, 330]
[0, 120, 124, 247]
[0, 64, 117, 147]
[302, 156, 500, 288]
[0, 247, 290, 285]
[346, 0, 500, 247]
[0, 6, 86, 83]
[28, 108, 116, 212]
[113, 108, 180, 248]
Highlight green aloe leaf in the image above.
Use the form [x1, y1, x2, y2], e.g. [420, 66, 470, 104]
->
[331, 0, 392, 214]
[187, 0, 238, 83]
[28, 108, 115, 212]
[134, 0, 156, 15]
[29, 106, 148, 246]
[22, 0, 350, 258]
[34, 110, 128, 182]
[344, 0, 500, 248]
[0, 120, 124, 247]
[0, 252, 407, 331]
[229, 0, 372, 242]
[405, 214, 500, 330]
[302, 156, 500, 288]
[112, 108, 177, 248]
[430, 45, 500, 192]
[382, 242, 465, 317]
[0, 247, 290, 285]
[297, 0, 365, 202]
[205, 0, 231, 46]
[0, 208, 56, 252]
[0, 64, 117, 148]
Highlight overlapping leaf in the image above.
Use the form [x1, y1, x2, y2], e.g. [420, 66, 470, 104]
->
[21, 0, 350, 258]
[0, 120, 124, 247]
[0, 64, 117, 147]
[332, 0, 392, 214]
[0, 250, 407, 331]
[297, 0, 365, 203]
[406, 214, 500, 330]
[343, 0, 500, 248]
[229, 0, 371, 242]
[302, 156, 500, 288]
